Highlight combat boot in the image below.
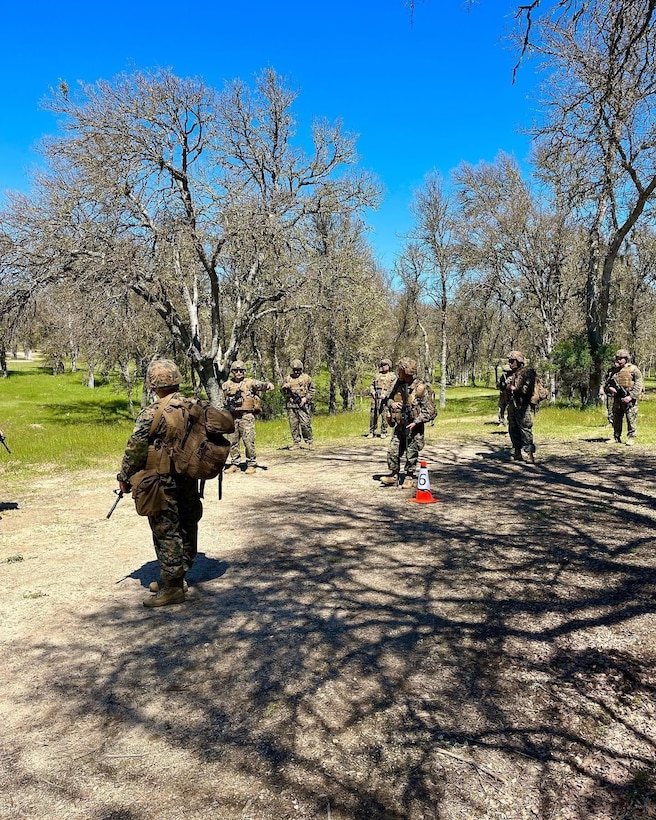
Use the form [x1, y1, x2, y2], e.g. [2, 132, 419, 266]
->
[380, 473, 399, 487]
[149, 579, 188, 593]
[143, 577, 185, 607]
[511, 449, 523, 461]
[290, 443, 301, 450]
[245, 465, 256, 474]
[224, 464, 240, 474]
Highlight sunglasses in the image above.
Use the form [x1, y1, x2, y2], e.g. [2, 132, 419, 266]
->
[233, 368, 245, 373]
[508, 358, 517, 364]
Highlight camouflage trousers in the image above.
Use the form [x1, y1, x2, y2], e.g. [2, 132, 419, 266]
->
[147, 475, 202, 581]
[507, 400, 535, 455]
[369, 403, 389, 435]
[387, 424, 425, 475]
[612, 398, 638, 440]
[287, 407, 313, 445]
[228, 412, 257, 466]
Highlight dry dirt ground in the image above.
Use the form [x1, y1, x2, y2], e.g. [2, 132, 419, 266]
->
[1, 431, 656, 820]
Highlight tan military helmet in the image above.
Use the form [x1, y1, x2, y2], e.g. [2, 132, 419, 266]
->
[380, 358, 392, 368]
[397, 357, 417, 376]
[291, 359, 304, 371]
[615, 349, 631, 362]
[507, 350, 526, 364]
[230, 360, 247, 372]
[147, 359, 182, 390]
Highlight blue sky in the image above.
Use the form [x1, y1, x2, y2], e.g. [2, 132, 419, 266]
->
[0, 0, 539, 268]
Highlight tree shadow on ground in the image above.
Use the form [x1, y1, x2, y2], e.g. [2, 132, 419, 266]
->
[117, 554, 229, 589]
[8, 444, 656, 818]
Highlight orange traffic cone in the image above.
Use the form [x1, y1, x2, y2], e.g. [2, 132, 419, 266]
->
[408, 460, 440, 504]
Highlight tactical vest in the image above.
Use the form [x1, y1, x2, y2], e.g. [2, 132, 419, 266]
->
[614, 365, 635, 389]
[389, 379, 435, 425]
[222, 378, 263, 414]
[373, 371, 396, 394]
[284, 374, 313, 407]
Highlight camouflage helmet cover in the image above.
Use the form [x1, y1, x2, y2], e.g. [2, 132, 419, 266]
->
[507, 350, 526, 365]
[380, 358, 392, 367]
[615, 349, 631, 362]
[231, 360, 246, 372]
[291, 359, 304, 370]
[397, 357, 417, 377]
[147, 359, 182, 389]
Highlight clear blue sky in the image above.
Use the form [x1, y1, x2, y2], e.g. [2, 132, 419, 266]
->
[0, 0, 539, 268]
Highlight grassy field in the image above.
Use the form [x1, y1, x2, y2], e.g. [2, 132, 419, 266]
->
[0, 358, 654, 477]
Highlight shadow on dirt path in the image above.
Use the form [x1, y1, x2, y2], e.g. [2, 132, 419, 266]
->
[1, 437, 655, 819]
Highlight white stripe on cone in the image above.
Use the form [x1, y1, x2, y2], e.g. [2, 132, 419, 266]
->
[417, 461, 430, 491]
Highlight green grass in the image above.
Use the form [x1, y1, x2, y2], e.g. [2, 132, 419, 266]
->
[1, 360, 654, 480]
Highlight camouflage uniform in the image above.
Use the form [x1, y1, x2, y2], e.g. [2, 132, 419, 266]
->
[118, 389, 202, 584]
[603, 350, 643, 443]
[222, 370, 271, 468]
[505, 351, 536, 461]
[383, 359, 436, 479]
[369, 359, 396, 437]
[282, 360, 315, 447]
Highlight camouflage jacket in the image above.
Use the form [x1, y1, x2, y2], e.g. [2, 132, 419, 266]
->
[506, 366, 536, 408]
[384, 377, 436, 426]
[118, 391, 184, 482]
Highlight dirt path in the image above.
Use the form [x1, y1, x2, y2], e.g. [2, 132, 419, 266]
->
[1, 436, 655, 819]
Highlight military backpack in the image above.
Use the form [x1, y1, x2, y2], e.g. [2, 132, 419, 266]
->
[530, 375, 549, 408]
[147, 394, 235, 481]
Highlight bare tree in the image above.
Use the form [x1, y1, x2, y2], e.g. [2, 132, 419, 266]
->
[406, 172, 460, 407]
[35, 68, 378, 402]
[455, 153, 577, 394]
[529, 0, 656, 400]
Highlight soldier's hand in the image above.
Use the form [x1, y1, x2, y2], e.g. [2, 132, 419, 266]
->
[608, 386, 617, 395]
[391, 401, 402, 410]
[622, 395, 632, 404]
[119, 480, 131, 494]
[266, 382, 274, 391]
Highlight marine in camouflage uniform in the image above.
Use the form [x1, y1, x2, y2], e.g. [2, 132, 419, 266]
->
[367, 358, 396, 438]
[603, 349, 643, 445]
[222, 361, 274, 474]
[380, 357, 436, 487]
[281, 359, 315, 449]
[505, 350, 537, 463]
[117, 359, 202, 607]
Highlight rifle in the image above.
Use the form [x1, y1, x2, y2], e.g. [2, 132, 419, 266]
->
[607, 377, 630, 400]
[0, 433, 10, 454]
[106, 488, 124, 519]
[282, 384, 304, 407]
[226, 386, 244, 413]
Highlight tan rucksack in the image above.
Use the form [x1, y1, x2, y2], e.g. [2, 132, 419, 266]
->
[149, 395, 234, 480]
[530, 375, 549, 408]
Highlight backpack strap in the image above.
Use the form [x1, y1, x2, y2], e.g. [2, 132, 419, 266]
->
[145, 392, 176, 473]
